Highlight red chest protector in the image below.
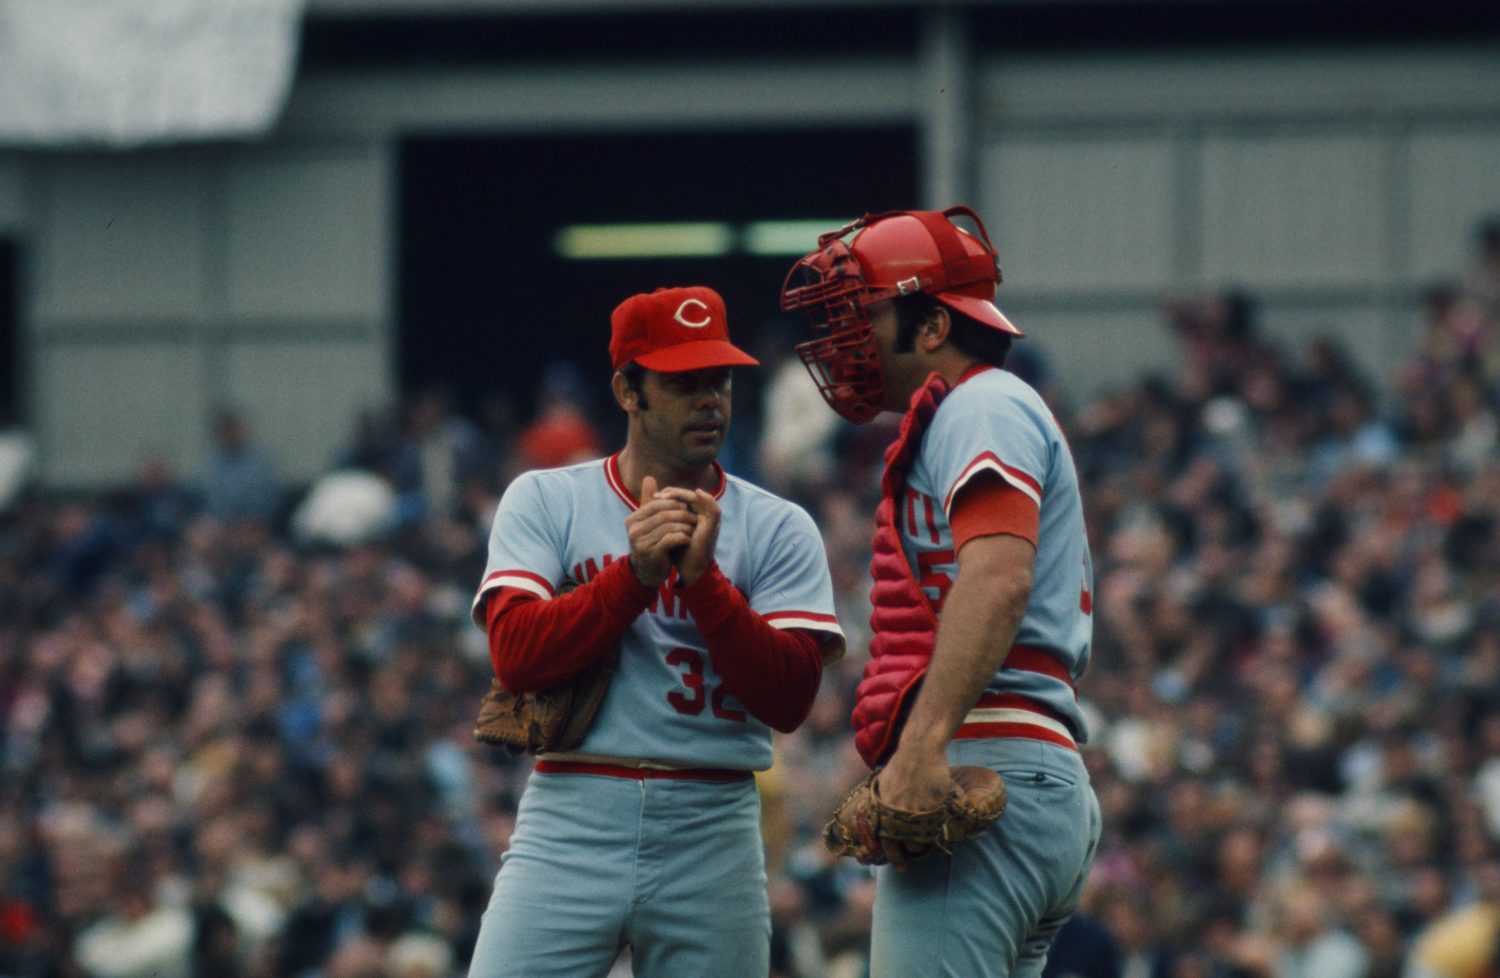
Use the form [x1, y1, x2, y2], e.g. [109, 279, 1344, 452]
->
[851, 374, 950, 768]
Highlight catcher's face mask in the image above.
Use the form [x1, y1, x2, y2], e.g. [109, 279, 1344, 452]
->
[780, 206, 1021, 425]
[780, 228, 887, 424]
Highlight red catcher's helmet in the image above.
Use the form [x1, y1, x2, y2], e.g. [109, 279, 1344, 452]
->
[780, 206, 1021, 423]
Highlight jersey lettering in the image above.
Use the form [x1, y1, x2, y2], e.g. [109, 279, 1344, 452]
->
[571, 554, 615, 584]
[710, 684, 747, 722]
[644, 568, 689, 620]
[571, 554, 689, 620]
[904, 488, 943, 544]
[664, 646, 746, 723]
[901, 489, 953, 611]
[665, 646, 706, 715]
[917, 548, 956, 613]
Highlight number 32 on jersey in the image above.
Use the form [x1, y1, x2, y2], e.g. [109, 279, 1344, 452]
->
[665, 646, 746, 722]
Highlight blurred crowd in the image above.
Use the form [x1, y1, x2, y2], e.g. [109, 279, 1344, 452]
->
[3, 218, 1500, 978]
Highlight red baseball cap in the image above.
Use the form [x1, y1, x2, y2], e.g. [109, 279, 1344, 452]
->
[609, 286, 760, 372]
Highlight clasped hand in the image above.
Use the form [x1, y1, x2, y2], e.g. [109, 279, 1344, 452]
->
[626, 475, 721, 589]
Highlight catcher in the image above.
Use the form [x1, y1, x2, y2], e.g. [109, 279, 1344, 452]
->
[464, 285, 844, 978]
[784, 208, 1101, 978]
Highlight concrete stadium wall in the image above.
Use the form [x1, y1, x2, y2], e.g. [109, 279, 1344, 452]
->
[3, 142, 394, 487]
[976, 44, 1500, 401]
[2, 35, 1499, 488]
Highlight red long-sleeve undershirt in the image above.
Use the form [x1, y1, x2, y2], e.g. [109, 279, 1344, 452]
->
[485, 557, 824, 733]
[485, 556, 653, 691]
[673, 564, 824, 734]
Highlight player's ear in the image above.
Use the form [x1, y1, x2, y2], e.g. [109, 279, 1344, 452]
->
[612, 371, 639, 414]
[920, 306, 952, 352]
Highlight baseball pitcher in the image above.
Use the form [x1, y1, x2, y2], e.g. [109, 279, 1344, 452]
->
[466, 286, 844, 978]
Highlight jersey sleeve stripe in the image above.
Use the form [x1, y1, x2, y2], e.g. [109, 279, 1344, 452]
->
[489, 573, 555, 597]
[944, 452, 1042, 518]
[470, 571, 554, 626]
[483, 569, 556, 598]
[766, 613, 846, 665]
[764, 610, 842, 632]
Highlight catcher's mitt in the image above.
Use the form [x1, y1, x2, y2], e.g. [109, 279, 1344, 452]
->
[473, 581, 620, 756]
[824, 765, 1008, 867]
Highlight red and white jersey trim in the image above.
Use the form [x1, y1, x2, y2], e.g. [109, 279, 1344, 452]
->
[963, 706, 1074, 742]
[605, 452, 726, 511]
[470, 569, 554, 625]
[944, 451, 1042, 518]
[955, 693, 1077, 751]
[764, 610, 843, 635]
[765, 610, 846, 664]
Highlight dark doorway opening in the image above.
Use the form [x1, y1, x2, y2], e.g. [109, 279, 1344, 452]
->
[398, 127, 917, 448]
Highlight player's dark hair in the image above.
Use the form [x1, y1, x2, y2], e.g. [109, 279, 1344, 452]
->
[620, 362, 650, 410]
[892, 294, 1011, 368]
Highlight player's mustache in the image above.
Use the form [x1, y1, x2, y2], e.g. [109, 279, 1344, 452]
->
[686, 412, 725, 428]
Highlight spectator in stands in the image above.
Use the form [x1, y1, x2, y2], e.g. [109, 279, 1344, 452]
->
[71, 852, 193, 978]
[390, 388, 488, 522]
[756, 343, 846, 502]
[511, 361, 602, 471]
[1266, 882, 1369, 978]
[203, 408, 281, 523]
[1405, 858, 1500, 978]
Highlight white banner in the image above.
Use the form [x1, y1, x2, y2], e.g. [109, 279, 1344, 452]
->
[0, 0, 305, 148]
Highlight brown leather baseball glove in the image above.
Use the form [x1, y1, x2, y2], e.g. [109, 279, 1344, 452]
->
[472, 579, 619, 756]
[824, 765, 1008, 867]
[472, 643, 620, 756]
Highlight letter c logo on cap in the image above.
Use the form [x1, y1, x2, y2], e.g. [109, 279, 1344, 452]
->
[673, 299, 712, 329]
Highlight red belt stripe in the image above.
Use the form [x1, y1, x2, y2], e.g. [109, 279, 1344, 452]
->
[1004, 644, 1075, 689]
[954, 721, 1078, 751]
[957, 673, 1081, 752]
[533, 760, 753, 783]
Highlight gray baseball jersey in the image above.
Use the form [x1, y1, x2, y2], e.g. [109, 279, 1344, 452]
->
[472, 453, 844, 770]
[899, 365, 1092, 742]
